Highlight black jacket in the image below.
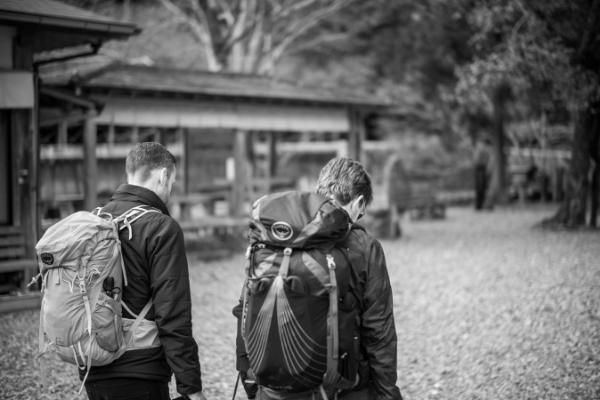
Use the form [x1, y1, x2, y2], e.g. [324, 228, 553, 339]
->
[234, 224, 402, 400]
[338, 226, 402, 400]
[83, 184, 202, 395]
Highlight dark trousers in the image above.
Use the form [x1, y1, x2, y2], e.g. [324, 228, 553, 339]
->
[85, 378, 170, 400]
[256, 386, 370, 400]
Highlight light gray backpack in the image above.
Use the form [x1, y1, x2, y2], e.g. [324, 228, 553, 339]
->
[35, 206, 160, 390]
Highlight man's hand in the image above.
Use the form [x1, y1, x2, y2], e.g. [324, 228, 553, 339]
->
[187, 391, 207, 400]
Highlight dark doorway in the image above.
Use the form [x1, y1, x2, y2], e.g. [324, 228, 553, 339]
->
[0, 111, 12, 225]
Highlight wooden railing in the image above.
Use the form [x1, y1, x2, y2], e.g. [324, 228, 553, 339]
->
[0, 226, 40, 313]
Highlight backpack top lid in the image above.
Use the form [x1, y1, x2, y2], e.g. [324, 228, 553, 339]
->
[36, 211, 116, 273]
[249, 191, 351, 249]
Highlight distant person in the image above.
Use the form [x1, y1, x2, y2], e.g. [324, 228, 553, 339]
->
[233, 157, 402, 400]
[83, 142, 207, 400]
[473, 137, 492, 210]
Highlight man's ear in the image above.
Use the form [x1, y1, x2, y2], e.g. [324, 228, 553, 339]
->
[158, 167, 169, 184]
[356, 194, 365, 209]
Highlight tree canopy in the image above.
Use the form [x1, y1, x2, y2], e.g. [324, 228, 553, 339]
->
[63, 0, 600, 227]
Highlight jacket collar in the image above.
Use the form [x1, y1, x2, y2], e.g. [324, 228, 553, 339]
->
[111, 184, 170, 215]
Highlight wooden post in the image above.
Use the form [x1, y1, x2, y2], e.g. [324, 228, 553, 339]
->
[83, 118, 97, 210]
[267, 132, 277, 191]
[107, 123, 115, 148]
[180, 128, 188, 195]
[57, 119, 68, 150]
[14, 33, 37, 266]
[231, 129, 248, 217]
[347, 108, 364, 162]
[131, 125, 139, 144]
[589, 112, 599, 227]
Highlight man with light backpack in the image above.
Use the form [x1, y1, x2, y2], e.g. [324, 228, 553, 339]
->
[36, 142, 207, 400]
[233, 157, 402, 400]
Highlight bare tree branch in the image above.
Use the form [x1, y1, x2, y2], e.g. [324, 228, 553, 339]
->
[156, 0, 221, 70]
[221, 0, 264, 61]
[267, 0, 356, 66]
[212, 0, 235, 25]
[273, 0, 321, 19]
[285, 32, 348, 56]
[228, 0, 254, 70]
[159, 0, 356, 73]
[244, 0, 265, 72]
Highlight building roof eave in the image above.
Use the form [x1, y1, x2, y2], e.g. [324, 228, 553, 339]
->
[0, 10, 140, 38]
[79, 84, 389, 109]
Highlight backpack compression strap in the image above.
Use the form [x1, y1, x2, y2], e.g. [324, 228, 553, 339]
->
[323, 253, 340, 388]
[323, 254, 356, 394]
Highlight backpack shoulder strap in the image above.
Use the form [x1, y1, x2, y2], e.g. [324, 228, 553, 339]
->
[114, 205, 162, 240]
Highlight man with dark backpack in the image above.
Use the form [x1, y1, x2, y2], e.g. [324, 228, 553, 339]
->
[233, 157, 402, 400]
[77, 143, 207, 400]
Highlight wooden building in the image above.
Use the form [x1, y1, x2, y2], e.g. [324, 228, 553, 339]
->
[40, 63, 388, 219]
[0, 0, 138, 311]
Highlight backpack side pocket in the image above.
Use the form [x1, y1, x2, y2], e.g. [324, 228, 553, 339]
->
[93, 292, 123, 352]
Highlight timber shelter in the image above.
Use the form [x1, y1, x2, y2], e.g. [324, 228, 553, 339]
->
[39, 63, 388, 220]
[0, 0, 138, 311]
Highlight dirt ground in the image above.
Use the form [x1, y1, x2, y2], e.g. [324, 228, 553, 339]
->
[1, 205, 599, 400]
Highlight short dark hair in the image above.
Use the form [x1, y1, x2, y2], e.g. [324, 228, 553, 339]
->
[316, 157, 373, 206]
[125, 142, 176, 181]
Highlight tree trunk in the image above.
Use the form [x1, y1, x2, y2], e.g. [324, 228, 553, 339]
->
[589, 107, 600, 227]
[541, 105, 594, 228]
[484, 83, 510, 208]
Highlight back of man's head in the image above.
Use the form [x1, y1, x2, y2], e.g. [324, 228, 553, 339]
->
[316, 157, 373, 206]
[126, 142, 177, 204]
[126, 142, 176, 181]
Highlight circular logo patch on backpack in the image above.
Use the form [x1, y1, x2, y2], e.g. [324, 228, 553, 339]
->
[271, 221, 293, 241]
[41, 253, 54, 265]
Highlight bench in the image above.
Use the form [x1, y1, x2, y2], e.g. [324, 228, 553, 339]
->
[180, 216, 248, 238]
[396, 182, 446, 220]
[364, 156, 447, 238]
[180, 217, 248, 260]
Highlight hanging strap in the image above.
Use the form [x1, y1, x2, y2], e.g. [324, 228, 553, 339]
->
[322, 252, 356, 394]
[323, 253, 339, 389]
[77, 340, 94, 394]
[240, 245, 255, 349]
[123, 299, 154, 347]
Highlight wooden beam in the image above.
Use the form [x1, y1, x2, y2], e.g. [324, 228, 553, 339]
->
[231, 130, 248, 217]
[347, 108, 364, 161]
[181, 128, 189, 195]
[83, 118, 97, 210]
[92, 97, 350, 132]
[13, 34, 38, 290]
[8, 112, 20, 229]
[0, 292, 41, 314]
[57, 120, 68, 149]
[13, 111, 29, 231]
[267, 131, 278, 187]
[107, 123, 115, 147]
[40, 143, 183, 160]
[131, 125, 139, 143]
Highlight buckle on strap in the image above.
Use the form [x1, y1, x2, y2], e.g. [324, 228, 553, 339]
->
[278, 247, 293, 278]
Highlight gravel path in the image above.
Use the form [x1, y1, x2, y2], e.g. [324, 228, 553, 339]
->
[1, 205, 599, 400]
